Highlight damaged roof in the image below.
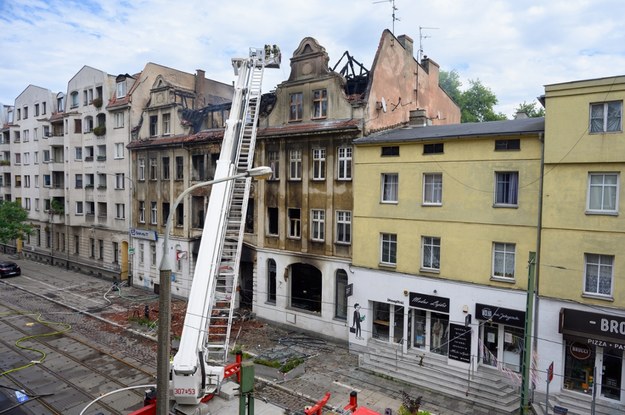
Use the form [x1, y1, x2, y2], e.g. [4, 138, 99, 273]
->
[355, 117, 545, 144]
[126, 129, 224, 150]
[258, 119, 361, 138]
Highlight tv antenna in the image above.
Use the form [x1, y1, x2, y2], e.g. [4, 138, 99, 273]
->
[418, 26, 438, 61]
[373, 0, 400, 34]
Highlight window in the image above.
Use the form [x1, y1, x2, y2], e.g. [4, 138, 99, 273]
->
[34, 152, 39, 164]
[267, 259, 277, 303]
[590, 101, 622, 133]
[139, 201, 145, 223]
[150, 202, 157, 224]
[495, 139, 520, 150]
[380, 233, 397, 266]
[115, 143, 124, 159]
[495, 172, 519, 206]
[336, 210, 352, 244]
[34, 103, 40, 116]
[116, 81, 126, 98]
[289, 92, 303, 121]
[149, 158, 157, 180]
[24, 175, 30, 188]
[89, 238, 95, 257]
[289, 149, 302, 180]
[150, 243, 157, 267]
[138, 158, 145, 180]
[23, 106, 28, 119]
[162, 113, 171, 135]
[116, 203, 125, 219]
[15, 153, 21, 165]
[288, 208, 301, 238]
[149, 115, 158, 136]
[70, 91, 79, 108]
[22, 130, 29, 142]
[335, 270, 348, 320]
[493, 242, 515, 279]
[267, 207, 279, 235]
[113, 242, 119, 264]
[25, 198, 31, 210]
[312, 89, 327, 118]
[115, 112, 124, 128]
[587, 173, 618, 214]
[75, 147, 82, 160]
[312, 148, 326, 180]
[97, 202, 107, 217]
[381, 173, 399, 203]
[424, 143, 444, 154]
[162, 202, 170, 225]
[381, 146, 400, 156]
[584, 253, 613, 296]
[175, 156, 184, 180]
[422, 236, 441, 271]
[115, 173, 126, 189]
[75, 201, 84, 215]
[268, 150, 279, 180]
[14, 175, 21, 187]
[423, 173, 443, 205]
[75, 174, 83, 188]
[162, 157, 170, 180]
[311, 209, 325, 241]
[176, 203, 184, 227]
[139, 243, 145, 265]
[337, 146, 352, 180]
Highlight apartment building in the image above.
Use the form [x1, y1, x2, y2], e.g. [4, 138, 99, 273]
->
[350, 116, 544, 412]
[126, 64, 233, 297]
[535, 76, 625, 414]
[252, 30, 460, 340]
[1, 104, 15, 201]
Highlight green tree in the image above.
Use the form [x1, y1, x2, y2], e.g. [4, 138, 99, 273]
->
[0, 201, 32, 244]
[514, 101, 545, 118]
[438, 69, 462, 104]
[439, 71, 507, 123]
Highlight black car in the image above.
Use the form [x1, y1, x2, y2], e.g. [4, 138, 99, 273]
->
[0, 261, 21, 278]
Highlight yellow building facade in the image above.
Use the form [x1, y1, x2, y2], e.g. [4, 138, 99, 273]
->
[536, 76, 625, 412]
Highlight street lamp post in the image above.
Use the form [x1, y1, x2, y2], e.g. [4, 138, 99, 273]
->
[156, 166, 272, 415]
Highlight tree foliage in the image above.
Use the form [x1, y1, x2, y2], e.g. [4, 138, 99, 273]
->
[0, 201, 32, 244]
[439, 70, 507, 123]
[514, 101, 545, 118]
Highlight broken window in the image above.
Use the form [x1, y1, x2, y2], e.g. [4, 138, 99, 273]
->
[290, 263, 322, 313]
[192, 155, 206, 181]
[149, 115, 158, 137]
[267, 207, 278, 236]
[176, 203, 184, 227]
[312, 89, 327, 118]
[192, 196, 205, 228]
[175, 156, 184, 180]
[288, 208, 301, 238]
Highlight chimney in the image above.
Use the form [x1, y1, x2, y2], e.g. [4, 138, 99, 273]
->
[397, 34, 414, 58]
[409, 109, 429, 127]
[195, 69, 206, 107]
[515, 111, 528, 119]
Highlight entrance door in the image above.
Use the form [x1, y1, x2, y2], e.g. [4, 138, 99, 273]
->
[394, 306, 404, 344]
[601, 348, 622, 400]
[120, 241, 128, 282]
[482, 323, 499, 367]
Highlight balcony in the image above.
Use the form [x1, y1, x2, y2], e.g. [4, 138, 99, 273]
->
[47, 159, 64, 172]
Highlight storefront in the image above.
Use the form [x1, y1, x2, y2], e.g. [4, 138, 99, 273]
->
[409, 292, 451, 356]
[559, 308, 625, 401]
[475, 303, 525, 372]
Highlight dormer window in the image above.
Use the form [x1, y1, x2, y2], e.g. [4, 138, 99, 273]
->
[289, 92, 303, 121]
[116, 81, 126, 99]
[312, 89, 327, 119]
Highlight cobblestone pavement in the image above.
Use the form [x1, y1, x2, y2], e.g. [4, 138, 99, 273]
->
[0, 254, 503, 414]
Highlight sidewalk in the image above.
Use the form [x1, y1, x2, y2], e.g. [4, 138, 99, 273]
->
[1, 254, 435, 414]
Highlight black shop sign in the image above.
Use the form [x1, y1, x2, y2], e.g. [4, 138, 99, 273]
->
[409, 292, 450, 313]
[475, 303, 525, 329]
[448, 323, 472, 363]
[560, 308, 625, 346]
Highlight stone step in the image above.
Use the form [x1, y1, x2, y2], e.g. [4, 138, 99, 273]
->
[532, 390, 625, 415]
[360, 342, 521, 414]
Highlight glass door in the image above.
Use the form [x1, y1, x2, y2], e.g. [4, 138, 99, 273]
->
[393, 306, 404, 344]
[412, 309, 426, 349]
[601, 348, 622, 400]
[481, 323, 499, 367]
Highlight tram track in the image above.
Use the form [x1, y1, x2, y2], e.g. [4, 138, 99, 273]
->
[0, 283, 156, 414]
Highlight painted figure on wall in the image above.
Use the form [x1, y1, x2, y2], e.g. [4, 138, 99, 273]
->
[352, 303, 365, 340]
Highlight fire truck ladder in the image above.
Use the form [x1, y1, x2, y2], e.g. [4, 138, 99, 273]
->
[204, 53, 266, 364]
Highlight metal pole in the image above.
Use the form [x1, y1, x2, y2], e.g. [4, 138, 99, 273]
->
[545, 375, 550, 414]
[521, 252, 536, 414]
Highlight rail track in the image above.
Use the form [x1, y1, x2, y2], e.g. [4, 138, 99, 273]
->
[0, 283, 155, 414]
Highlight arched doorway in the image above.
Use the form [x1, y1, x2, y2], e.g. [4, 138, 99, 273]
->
[289, 263, 322, 313]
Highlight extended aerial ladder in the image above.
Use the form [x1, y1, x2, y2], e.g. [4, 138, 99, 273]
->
[167, 46, 280, 412]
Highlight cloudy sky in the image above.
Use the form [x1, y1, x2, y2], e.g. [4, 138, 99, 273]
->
[1, 0, 624, 118]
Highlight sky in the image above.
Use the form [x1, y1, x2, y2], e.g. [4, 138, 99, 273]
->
[1, 0, 625, 118]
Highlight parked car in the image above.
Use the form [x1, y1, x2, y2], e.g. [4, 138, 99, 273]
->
[0, 261, 21, 278]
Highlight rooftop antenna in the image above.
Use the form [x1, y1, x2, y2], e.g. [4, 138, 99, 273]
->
[418, 26, 439, 61]
[373, 0, 400, 34]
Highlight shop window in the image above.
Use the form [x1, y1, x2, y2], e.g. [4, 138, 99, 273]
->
[430, 313, 448, 356]
[267, 259, 276, 304]
[289, 263, 322, 313]
[563, 339, 596, 394]
[412, 309, 426, 348]
[372, 302, 390, 341]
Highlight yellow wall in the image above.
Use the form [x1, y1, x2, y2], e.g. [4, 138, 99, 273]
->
[541, 76, 625, 306]
[353, 133, 542, 290]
